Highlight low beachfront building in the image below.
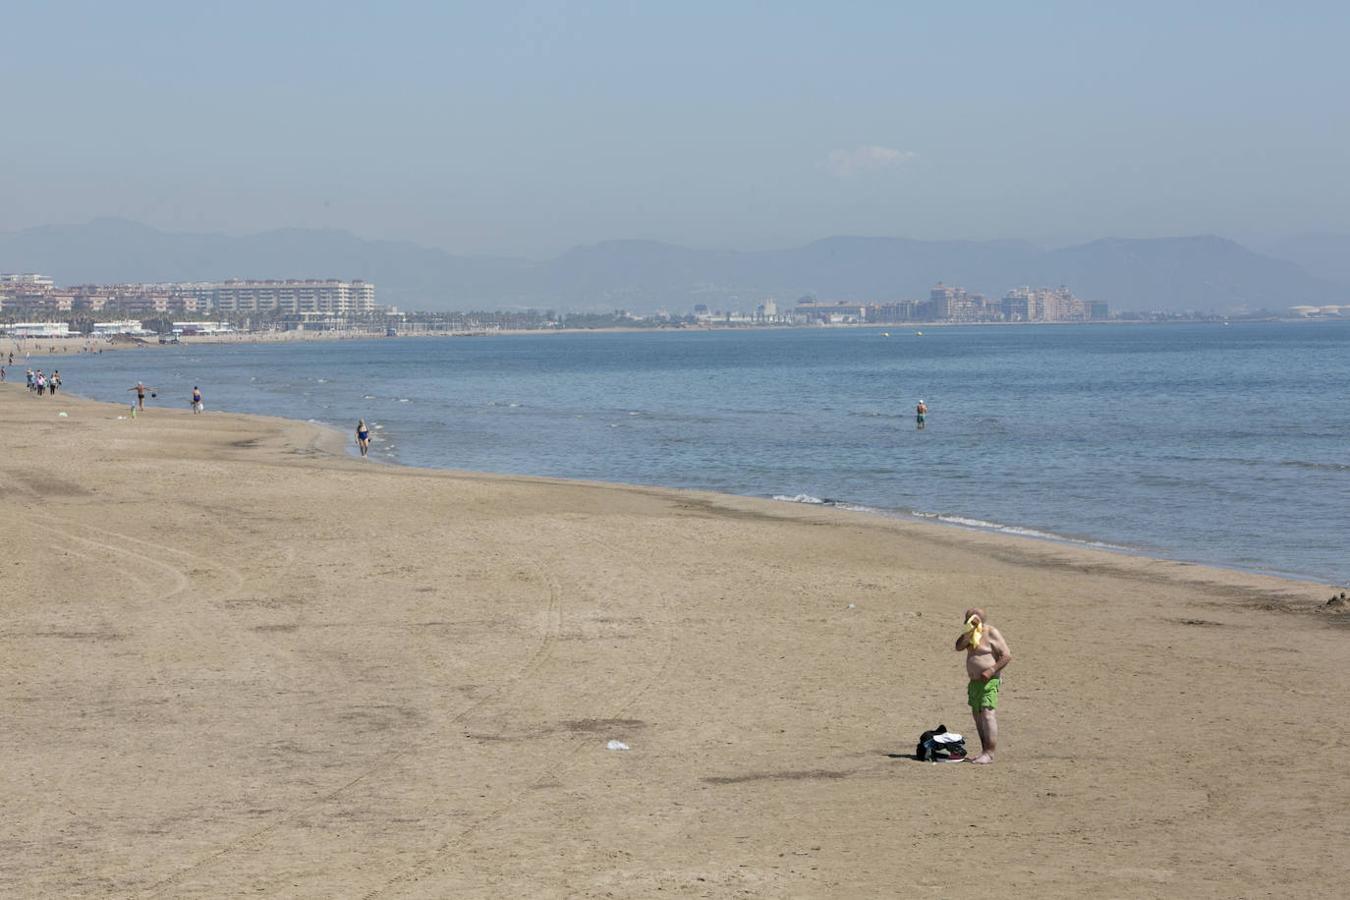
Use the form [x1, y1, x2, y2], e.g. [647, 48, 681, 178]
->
[172, 321, 236, 335]
[3, 322, 73, 339]
[92, 320, 153, 336]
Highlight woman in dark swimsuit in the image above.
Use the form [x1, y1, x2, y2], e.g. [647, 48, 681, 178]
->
[356, 419, 371, 457]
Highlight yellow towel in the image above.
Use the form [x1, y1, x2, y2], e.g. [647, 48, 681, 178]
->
[964, 616, 984, 650]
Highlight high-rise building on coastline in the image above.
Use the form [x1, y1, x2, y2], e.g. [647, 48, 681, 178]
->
[0, 275, 378, 318]
[792, 283, 1107, 324]
[928, 283, 989, 321]
[1000, 286, 1107, 322]
[209, 280, 377, 315]
[0, 273, 55, 289]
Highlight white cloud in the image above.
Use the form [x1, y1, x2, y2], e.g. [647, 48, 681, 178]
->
[823, 145, 917, 178]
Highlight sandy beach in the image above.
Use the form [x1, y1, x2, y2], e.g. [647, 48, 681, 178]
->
[3, 384, 1347, 898]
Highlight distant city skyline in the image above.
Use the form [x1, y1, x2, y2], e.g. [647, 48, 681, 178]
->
[3, 2, 1349, 257]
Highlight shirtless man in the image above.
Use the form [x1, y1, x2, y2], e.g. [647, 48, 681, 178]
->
[955, 607, 1013, 764]
[127, 382, 156, 410]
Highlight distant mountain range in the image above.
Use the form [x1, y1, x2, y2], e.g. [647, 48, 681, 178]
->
[1256, 233, 1350, 289]
[1, 218, 1345, 314]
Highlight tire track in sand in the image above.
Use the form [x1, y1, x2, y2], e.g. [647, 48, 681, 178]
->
[22, 513, 568, 899]
[132, 555, 564, 899]
[360, 546, 679, 900]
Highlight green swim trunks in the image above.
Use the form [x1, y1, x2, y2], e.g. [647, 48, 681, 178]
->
[968, 677, 1000, 711]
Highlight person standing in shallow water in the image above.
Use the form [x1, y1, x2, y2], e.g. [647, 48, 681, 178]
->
[955, 607, 1013, 764]
[191, 386, 203, 414]
[355, 419, 371, 457]
[916, 399, 928, 430]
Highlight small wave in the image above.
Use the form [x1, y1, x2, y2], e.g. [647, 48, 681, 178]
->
[363, 394, 376, 400]
[910, 511, 1128, 549]
[1279, 460, 1350, 473]
[397, 398, 411, 403]
[772, 494, 914, 518]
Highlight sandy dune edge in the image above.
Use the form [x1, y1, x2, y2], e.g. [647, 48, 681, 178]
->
[2, 384, 1346, 898]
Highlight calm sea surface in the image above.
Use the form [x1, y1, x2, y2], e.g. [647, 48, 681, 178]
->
[42, 322, 1350, 584]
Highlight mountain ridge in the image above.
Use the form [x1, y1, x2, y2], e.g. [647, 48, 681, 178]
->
[1, 219, 1343, 313]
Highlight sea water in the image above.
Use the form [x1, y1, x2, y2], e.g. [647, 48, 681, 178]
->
[43, 321, 1350, 584]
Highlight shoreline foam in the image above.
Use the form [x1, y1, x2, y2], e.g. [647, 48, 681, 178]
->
[35, 373, 1342, 587]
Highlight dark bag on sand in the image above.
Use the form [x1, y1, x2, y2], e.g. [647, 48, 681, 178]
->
[915, 724, 967, 761]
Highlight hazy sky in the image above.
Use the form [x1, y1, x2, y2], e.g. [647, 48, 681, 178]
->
[3, 1, 1348, 256]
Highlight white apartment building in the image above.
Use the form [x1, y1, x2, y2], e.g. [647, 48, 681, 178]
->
[0, 273, 56, 289]
[210, 280, 376, 315]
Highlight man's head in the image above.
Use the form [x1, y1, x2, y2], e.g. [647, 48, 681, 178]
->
[964, 607, 985, 625]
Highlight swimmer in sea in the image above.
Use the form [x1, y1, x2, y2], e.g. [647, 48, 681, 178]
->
[916, 399, 928, 430]
[356, 419, 371, 457]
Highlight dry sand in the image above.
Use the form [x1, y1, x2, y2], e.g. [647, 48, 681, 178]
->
[3, 384, 1347, 898]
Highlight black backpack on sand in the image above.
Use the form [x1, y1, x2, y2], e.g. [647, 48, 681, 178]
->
[915, 723, 968, 761]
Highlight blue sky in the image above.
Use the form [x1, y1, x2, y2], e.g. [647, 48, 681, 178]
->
[3, 1, 1348, 255]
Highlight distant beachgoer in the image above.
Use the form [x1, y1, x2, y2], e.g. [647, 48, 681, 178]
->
[127, 382, 155, 410]
[955, 608, 1014, 764]
[916, 399, 928, 430]
[1, 366, 6, 382]
[356, 419, 371, 457]
[191, 386, 204, 414]
[49, 371, 60, 395]
[36, 372, 46, 396]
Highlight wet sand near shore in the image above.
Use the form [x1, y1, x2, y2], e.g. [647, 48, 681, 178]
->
[3, 384, 1347, 898]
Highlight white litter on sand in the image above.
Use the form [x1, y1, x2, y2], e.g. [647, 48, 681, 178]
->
[606, 740, 630, 751]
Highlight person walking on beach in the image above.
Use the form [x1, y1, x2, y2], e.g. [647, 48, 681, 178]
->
[127, 382, 155, 410]
[916, 399, 928, 430]
[49, 370, 60, 396]
[355, 419, 371, 457]
[191, 386, 204, 414]
[955, 607, 1013, 764]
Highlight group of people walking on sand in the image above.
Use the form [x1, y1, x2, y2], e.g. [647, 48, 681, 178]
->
[22, 368, 61, 396]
